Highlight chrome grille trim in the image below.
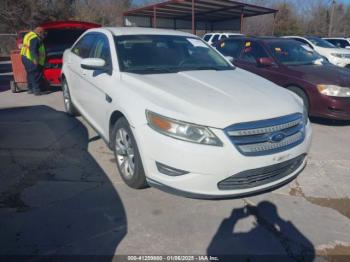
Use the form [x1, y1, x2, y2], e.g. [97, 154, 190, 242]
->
[239, 132, 303, 154]
[225, 113, 305, 156]
[227, 119, 301, 136]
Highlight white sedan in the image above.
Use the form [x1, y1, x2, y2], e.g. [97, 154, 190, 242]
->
[284, 36, 350, 68]
[61, 27, 311, 198]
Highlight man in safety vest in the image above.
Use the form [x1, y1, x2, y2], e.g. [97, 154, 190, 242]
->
[20, 26, 46, 95]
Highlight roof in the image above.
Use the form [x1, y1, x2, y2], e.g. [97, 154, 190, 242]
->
[124, 0, 277, 22]
[94, 27, 197, 37]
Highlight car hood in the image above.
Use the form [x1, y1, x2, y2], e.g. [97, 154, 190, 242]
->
[121, 68, 302, 128]
[286, 64, 350, 86]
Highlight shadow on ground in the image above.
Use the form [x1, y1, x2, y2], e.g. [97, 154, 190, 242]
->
[0, 105, 126, 260]
[310, 116, 350, 126]
[207, 201, 315, 261]
[0, 75, 12, 92]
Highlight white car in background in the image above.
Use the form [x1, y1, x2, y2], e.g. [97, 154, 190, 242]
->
[284, 36, 350, 68]
[203, 32, 243, 46]
[323, 37, 350, 49]
[61, 27, 311, 198]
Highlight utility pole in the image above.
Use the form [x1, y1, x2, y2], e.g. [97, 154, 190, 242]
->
[328, 0, 336, 37]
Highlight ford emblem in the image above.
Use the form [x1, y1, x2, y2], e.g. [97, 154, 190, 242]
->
[269, 132, 286, 143]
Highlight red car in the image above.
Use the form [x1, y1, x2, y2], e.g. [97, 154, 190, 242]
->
[216, 37, 350, 120]
[40, 21, 100, 86]
[14, 21, 100, 89]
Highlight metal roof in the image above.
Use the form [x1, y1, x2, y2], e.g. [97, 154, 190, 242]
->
[124, 0, 277, 22]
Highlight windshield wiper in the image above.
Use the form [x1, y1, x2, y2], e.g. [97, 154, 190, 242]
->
[124, 66, 179, 74]
[180, 66, 233, 72]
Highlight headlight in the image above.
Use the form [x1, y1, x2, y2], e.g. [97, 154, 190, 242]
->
[146, 110, 223, 146]
[331, 53, 344, 58]
[317, 84, 350, 97]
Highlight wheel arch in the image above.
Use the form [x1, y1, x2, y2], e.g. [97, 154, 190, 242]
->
[285, 84, 311, 111]
[109, 110, 127, 149]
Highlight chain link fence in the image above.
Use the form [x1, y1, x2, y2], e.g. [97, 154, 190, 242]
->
[0, 34, 16, 57]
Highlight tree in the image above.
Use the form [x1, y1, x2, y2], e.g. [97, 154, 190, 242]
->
[273, 2, 302, 36]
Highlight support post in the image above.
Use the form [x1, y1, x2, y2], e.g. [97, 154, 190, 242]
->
[153, 6, 157, 28]
[192, 0, 196, 35]
[328, 0, 336, 37]
[240, 9, 244, 34]
[272, 12, 277, 36]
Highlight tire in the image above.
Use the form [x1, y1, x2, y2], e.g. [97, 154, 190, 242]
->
[111, 117, 147, 189]
[287, 86, 309, 115]
[10, 81, 18, 93]
[62, 79, 78, 116]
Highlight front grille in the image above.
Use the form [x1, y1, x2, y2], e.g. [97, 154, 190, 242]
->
[225, 113, 305, 156]
[218, 154, 306, 190]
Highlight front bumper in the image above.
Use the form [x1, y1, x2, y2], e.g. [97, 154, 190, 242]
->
[312, 95, 350, 120]
[133, 122, 312, 198]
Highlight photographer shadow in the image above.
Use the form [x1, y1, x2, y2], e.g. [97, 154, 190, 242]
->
[0, 105, 126, 259]
[207, 201, 315, 262]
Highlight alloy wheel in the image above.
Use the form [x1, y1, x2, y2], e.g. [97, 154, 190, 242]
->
[115, 128, 135, 179]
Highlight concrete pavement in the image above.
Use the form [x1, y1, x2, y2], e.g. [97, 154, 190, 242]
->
[0, 90, 350, 260]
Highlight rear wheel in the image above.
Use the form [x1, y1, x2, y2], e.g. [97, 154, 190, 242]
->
[287, 86, 309, 115]
[62, 79, 78, 116]
[111, 117, 147, 189]
[10, 81, 18, 93]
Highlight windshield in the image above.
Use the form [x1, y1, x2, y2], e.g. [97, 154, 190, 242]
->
[305, 37, 335, 48]
[267, 40, 327, 66]
[44, 29, 87, 53]
[114, 35, 233, 74]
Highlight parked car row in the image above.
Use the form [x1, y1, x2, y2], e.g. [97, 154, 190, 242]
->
[61, 27, 311, 198]
[283, 36, 350, 68]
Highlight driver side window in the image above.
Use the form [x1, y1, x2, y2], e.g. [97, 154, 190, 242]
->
[72, 34, 97, 58]
[90, 35, 112, 66]
[241, 41, 269, 65]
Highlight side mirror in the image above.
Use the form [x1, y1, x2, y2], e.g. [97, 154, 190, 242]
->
[257, 57, 275, 67]
[225, 56, 235, 63]
[81, 58, 106, 70]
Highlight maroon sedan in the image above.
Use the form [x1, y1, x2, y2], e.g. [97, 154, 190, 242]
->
[216, 37, 350, 120]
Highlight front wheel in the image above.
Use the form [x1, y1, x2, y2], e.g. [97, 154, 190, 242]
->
[111, 117, 147, 189]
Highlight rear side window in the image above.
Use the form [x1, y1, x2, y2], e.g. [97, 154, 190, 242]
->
[216, 39, 243, 58]
[72, 33, 96, 58]
[203, 34, 212, 42]
[292, 38, 314, 49]
[326, 39, 349, 48]
[220, 35, 227, 40]
[241, 41, 269, 64]
[211, 34, 220, 43]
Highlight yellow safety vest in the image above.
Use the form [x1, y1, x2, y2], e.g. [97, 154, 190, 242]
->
[20, 31, 46, 66]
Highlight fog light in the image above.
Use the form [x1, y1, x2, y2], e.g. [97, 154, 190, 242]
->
[156, 162, 189, 176]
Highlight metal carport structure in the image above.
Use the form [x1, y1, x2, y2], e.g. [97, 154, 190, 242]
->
[123, 0, 278, 35]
